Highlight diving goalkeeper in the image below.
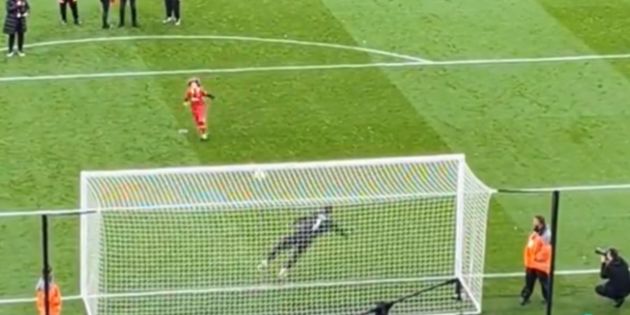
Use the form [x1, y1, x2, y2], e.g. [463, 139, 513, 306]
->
[258, 205, 347, 278]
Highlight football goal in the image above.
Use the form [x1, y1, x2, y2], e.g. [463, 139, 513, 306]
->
[79, 154, 494, 315]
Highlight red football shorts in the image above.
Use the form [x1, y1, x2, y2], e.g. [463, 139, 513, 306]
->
[191, 106, 206, 128]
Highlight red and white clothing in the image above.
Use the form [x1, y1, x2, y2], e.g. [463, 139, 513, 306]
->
[185, 87, 212, 130]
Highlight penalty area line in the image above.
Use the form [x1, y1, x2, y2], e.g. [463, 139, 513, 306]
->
[3, 51, 630, 83]
[430, 53, 630, 66]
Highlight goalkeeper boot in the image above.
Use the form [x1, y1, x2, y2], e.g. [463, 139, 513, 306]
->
[278, 267, 289, 279]
[257, 260, 268, 271]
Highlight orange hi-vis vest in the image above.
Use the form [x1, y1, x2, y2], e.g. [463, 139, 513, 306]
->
[36, 283, 62, 315]
[524, 230, 551, 274]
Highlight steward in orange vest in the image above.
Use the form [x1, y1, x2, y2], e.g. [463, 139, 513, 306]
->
[35, 273, 62, 315]
[520, 215, 551, 305]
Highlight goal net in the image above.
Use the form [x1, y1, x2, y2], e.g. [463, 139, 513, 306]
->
[80, 154, 494, 315]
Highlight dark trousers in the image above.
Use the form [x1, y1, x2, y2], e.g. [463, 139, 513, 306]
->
[59, 0, 79, 23]
[267, 235, 312, 270]
[521, 268, 549, 303]
[119, 0, 138, 26]
[596, 284, 628, 301]
[7, 21, 25, 52]
[100, 0, 110, 28]
[164, 0, 180, 19]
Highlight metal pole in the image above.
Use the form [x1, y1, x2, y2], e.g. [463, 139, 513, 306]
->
[42, 215, 51, 315]
[546, 191, 560, 315]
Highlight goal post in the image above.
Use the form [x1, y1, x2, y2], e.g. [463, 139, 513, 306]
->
[79, 154, 494, 315]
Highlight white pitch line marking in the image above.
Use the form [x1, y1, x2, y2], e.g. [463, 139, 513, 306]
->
[5, 35, 432, 63]
[0, 62, 422, 83]
[3, 50, 630, 83]
[2, 35, 630, 83]
[430, 53, 630, 66]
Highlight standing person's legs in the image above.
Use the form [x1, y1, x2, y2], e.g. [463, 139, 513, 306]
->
[101, 0, 110, 28]
[69, 0, 80, 24]
[173, 0, 181, 23]
[16, 28, 25, 55]
[118, 0, 127, 27]
[164, 0, 173, 21]
[130, 0, 138, 26]
[7, 33, 16, 54]
[520, 268, 537, 305]
[59, 0, 68, 23]
[16, 32, 24, 54]
[536, 270, 550, 303]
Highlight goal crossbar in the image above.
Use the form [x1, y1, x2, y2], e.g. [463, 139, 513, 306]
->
[81, 154, 466, 178]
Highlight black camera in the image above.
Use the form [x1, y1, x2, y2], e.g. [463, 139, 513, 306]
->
[595, 247, 609, 256]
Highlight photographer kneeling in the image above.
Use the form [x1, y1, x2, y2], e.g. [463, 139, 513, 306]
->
[596, 248, 630, 308]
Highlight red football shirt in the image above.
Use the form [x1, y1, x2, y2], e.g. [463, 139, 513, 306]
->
[186, 88, 208, 108]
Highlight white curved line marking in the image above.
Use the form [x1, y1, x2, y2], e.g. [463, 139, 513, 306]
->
[0, 61, 421, 83]
[15, 35, 432, 63]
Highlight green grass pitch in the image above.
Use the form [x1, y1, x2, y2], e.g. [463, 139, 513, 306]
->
[1, 0, 630, 314]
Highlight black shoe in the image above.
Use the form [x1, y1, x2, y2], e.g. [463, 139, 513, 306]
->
[74, 20, 81, 25]
[118, 23, 125, 28]
[615, 298, 625, 308]
[520, 299, 530, 306]
[132, 22, 139, 28]
[102, 24, 110, 29]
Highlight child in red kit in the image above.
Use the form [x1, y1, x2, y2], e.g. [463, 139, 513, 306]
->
[184, 78, 215, 141]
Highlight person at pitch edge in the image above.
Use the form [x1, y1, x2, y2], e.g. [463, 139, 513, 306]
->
[595, 247, 630, 308]
[520, 215, 551, 305]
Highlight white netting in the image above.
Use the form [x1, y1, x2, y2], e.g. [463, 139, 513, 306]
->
[80, 155, 493, 315]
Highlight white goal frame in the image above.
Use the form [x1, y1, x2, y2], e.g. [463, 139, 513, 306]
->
[79, 154, 494, 315]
